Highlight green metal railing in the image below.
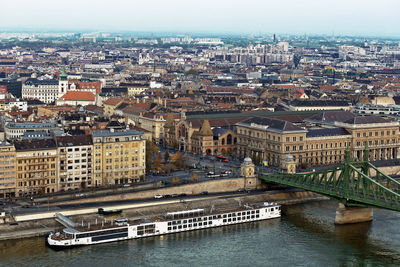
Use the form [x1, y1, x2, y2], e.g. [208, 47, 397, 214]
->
[259, 147, 400, 211]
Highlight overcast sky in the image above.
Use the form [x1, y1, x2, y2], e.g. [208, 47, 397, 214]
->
[1, 0, 400, 37]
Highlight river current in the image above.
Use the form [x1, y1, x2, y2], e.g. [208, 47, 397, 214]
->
[1, 200, 400, 267]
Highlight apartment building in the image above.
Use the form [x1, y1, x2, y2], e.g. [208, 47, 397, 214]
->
[93, 130, 146, 186]
[14, 139, 58, 196]
[4, 121, 58, 140]
[0, 141, 16, 199]
[56, 135, 94, 191]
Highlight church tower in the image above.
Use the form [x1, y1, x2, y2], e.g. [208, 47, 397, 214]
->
[59, 66, 68, 97]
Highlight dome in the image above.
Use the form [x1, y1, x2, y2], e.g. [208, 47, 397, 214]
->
[243, 157, 252, 165]
[285, 154, 294, 162]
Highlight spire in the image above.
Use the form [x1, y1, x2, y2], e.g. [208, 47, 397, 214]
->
[60, 66, 68, 81]
[199, 120, 213, 136]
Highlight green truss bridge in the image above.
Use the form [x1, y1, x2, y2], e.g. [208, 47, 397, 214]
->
[259, 147, 400, 222]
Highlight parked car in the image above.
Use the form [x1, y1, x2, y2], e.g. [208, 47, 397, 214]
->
[154, 194, 163, 199]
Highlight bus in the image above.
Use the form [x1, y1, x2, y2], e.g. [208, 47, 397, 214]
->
[216, 155, 229, 162]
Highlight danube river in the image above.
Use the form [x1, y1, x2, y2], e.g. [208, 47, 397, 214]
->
[1, 201, 400, 267]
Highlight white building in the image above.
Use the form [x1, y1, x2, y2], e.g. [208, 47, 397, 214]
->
[8, 99, 27, 111]
[22, 68, 69, 104]
[56, 135, 94, 191]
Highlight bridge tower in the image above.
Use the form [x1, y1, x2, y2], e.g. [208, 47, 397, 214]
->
[241, 157, 260, 189]
[335, 146, 373, 224]
[282, 154, 296, 174]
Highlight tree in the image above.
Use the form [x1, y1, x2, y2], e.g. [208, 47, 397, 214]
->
[164, 150, 170, 163]
[154, 153, 162, 173]
[145, 140, 159, 172]
[172, 176, 180, 184]
[11, 105, 19, 112]
[164, 163, 175, 176]
[172, 152, 186, 169]
[191, 172, 199, 182]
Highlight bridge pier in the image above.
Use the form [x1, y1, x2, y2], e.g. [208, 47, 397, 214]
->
[335, 203, 373, 224]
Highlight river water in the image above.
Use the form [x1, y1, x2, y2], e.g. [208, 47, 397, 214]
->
[1, 200, 400, 267]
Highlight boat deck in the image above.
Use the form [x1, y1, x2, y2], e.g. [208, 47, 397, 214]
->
[58, 203, 279, 233]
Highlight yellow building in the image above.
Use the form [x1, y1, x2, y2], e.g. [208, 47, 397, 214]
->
[0, 141, 16, 199]
[127, 85, 148, 96]
[138, 113, 166, 144]
[236, 115, 400, 167]
[103, 97, 124, 117]
[93, 129, 146, 186]
[14, 139, 58, 196]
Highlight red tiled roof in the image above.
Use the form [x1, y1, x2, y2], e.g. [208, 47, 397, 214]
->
[104, 97, 123, 106]
[60, 91, 95, 101]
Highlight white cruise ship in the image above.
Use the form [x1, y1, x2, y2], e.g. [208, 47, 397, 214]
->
[47, 202, 280, 249]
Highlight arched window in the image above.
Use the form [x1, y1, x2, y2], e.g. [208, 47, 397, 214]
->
[222, 138, 225, 145]
[227, 134, 232, 145]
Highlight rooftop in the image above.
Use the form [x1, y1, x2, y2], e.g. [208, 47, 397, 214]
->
[306, 128, 351, 138]
[238, 117, 305, 132]
[92, 129, 143, 138]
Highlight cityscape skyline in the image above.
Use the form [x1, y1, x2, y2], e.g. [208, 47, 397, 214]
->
[1, 0, 400, 38]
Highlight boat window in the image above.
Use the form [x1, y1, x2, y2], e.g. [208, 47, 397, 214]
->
[256, 215, 259, 218]
[247, 211, 250, 215]
[194, 223, 197, 227]
[242, 217, 245, 220]
[228, 218, 231, 222]
[204, 222, 207, 225]
[223, 219, 227, 223]
[178, 225, 182, 229]
[228, 214, 232, 218]
[256, 210, 260, 214]
[213, 216, 216, 219]
[168, 222, 172, 226]
[199, 222, 202, 226]
[209, 221, 212, 225]
[188, 219, 192, 223]
[247, 216, 250, 219]
[223, 214, 227, 218]
[189, 224, 192, 228]
[183, 220, 187, 223]
[208, 216, 212, 220]
[271, 208, 274, 211]
[238, 217, 241, 221]
[173, 226, 177, 230]
[233, 218, 236, 221]
[251, 215, 255, 219]
[183, 225, 187, 228]
[168, 227, 171, 231]
[251, 211, 255, 214]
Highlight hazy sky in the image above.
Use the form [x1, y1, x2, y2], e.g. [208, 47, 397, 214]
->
[1, 0, 400, 37]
